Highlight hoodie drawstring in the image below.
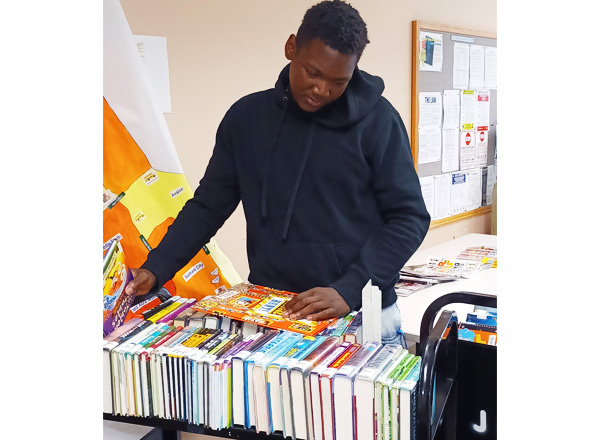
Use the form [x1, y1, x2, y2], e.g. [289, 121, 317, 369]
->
[261, 96, 288, 219]
[282, 122, 315, 240]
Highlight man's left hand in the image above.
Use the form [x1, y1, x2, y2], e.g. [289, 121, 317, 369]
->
[282, 287, 350, 321]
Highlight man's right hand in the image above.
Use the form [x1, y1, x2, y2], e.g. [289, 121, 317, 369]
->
[125, 268, 157, 296]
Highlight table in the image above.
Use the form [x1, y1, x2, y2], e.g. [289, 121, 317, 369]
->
[395, 233, 497, 344]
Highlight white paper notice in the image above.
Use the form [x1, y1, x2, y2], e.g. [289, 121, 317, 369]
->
[453, 43, 470, 89]
[475, 90, 491, 130]
[419, 92, 443, 128]
[465, 168, 482, 212]
[418, 126, 442, 164]
[434, 173, 451, 220]
[460, 90, 476, 131]
[134, 35, 172, 114]
[442, 128, 460, 172]
[481, 164, 496, 206]
[419, 176, 435, 218]
[469, 45, 485, 90]
[460, 130, 476, 170]
[443, 90, 460, 128]
[484, 46, 497, 89]
[419, 31, 443, 72]
[450, 172, 467, 216]
[475, 129, 488, 167]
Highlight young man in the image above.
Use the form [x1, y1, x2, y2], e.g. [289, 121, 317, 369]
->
[125, 0, 430, 344]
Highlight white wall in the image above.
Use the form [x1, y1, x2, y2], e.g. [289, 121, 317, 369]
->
[118, 0, 497, 280]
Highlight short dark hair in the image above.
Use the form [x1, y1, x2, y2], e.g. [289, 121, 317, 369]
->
[296, 0, 369, 59]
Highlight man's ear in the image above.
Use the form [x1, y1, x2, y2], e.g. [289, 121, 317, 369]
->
[284, 34, 296, 61]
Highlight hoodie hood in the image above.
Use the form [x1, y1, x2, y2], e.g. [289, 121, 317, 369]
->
[264, 64, 385, 240]
[273, 64, 385, 129]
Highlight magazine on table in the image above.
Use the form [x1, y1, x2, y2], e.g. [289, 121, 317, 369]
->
[455, 246, 497, 268]
[394, 280, 432, 297]
[400, 255, 493, 281]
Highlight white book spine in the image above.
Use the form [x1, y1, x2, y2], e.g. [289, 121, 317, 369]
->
[232, 351, 252, 427]
[310, 371, 323, 440]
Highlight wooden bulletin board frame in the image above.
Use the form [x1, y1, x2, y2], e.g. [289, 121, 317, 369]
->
[411, 21, 497, 228]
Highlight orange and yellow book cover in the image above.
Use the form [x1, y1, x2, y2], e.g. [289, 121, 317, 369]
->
[191, 283, 336, 336]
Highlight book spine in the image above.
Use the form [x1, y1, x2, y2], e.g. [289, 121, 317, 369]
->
[211, 333, 243, 358]
[174, 308, 197, 328]
[126, 295, 162, 321]
[259, 332, 304, 366]
[104, 318, 143, 342]
[157, 298, 198, 324]
[328, 343, 361, 370]
[148, 298, 188, 323]
[311, 341, 352, 377]
[292, 335, 326, 361]
[342, 311, 362, 342]
[293, 337, 340, 373]
[246, 331, 289, 362]
[142, 296, 181, 320]
[220, 334, 261, 364]
[358, 344, 403, 381]
[331, 312, 356, 337]
[337, 341, 381, 377]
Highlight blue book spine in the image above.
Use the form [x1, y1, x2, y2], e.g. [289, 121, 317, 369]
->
[244, 331, 288, 428]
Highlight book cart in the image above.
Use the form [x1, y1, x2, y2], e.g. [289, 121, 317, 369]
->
[416, 291, 497, 440]
[104, 291, 496, 440]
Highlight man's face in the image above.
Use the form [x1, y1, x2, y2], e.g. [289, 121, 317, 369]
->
[285, 36, 358, 113]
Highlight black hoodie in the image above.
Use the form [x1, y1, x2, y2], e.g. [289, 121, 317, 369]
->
[142, 64, 430, 311]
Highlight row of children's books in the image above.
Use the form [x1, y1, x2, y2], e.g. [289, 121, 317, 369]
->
[103, 313, 421, 440]
[119, 293, 364, 343]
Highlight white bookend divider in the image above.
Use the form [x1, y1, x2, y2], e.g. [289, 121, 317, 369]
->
[361, 279, 381, 343]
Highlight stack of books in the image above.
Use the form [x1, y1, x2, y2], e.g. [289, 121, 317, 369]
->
[103, 307, 421, 440]
[457, 309, 497, 345]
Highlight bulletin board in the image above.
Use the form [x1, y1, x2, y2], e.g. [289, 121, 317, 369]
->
[411, 21, 497, 228]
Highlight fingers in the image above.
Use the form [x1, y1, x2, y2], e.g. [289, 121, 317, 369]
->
[286, 300, 328, 321]
[305, 308, 338, 322]
[125, 268, 156, 296]
[282, 289, 317, 318]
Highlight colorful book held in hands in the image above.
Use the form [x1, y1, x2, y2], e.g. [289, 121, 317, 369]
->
[191, 283, 336, 336]
[103, 240, 136, 336]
